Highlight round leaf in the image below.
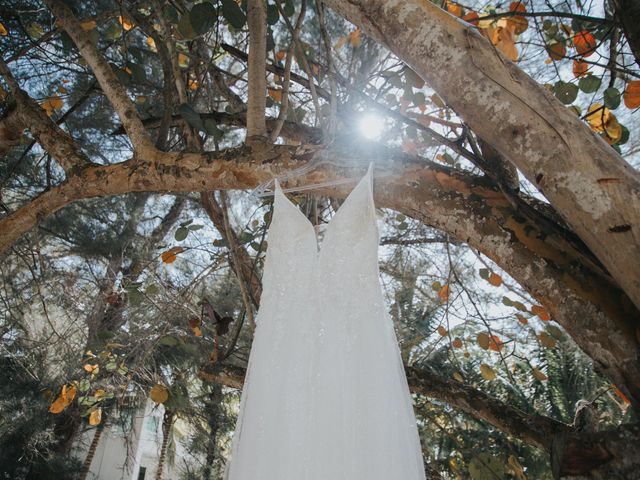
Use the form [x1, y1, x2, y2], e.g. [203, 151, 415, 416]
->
[150, 384, 169, 404]
[190, 2, 217, 35]
[480, 364, 497, 381]
[603, 87, 621, 109]
[553, 81, 578, 105]
[578, 75, 601, 93]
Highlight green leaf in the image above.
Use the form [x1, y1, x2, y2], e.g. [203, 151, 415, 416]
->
[190, 2, 217, 35]
[178, 103, 205, 131]
[106, 361, 117, 372]
[221, 0, 247, 29]
[177, 14, 198, 39]
[603, 87, 621, 109]
[188, 224, 204, 231]
[127, 62, 146, 83]
[266, 3, 279, 25]
[618, 124, 629, 145]
[78, 396, 97, 407]
[479, 268, 490, 280]
[164, 5, 180, 23]
[103, 22, 121, 41]
[128, 290, 143, 306]
[78, 379, 91, 392]
[553, 81, 578, 105]
[26, 22, 44, 39]
[578, 75, 601, 93]
[204, 118, 224, 140]
[469, 453, 505, 479]
[175, 227, 189, 241]
[160, 336, 179, 346]
[266, 27, 275, 51]
[284, 0, 295, 16]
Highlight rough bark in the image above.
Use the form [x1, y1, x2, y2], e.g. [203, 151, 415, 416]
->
[610, 0, 640, 68]
[246, 0, 268, 139]
[155, 409, 174, 480]
[321, 0, 640, 314]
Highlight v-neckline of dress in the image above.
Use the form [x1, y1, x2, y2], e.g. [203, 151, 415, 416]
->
[273, 165, 374, 257]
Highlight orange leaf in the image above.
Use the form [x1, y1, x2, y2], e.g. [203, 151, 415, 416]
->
[80, 20, 97, 31]
[188, 316, 203, 336]
[438, 284, 450, 302]
[446, 1, 462, 17]
[83, 364, 98, 373]
[546, 42, 566, 61]
[146, 36, 157, 51]
[531, 305, 550, 321]
[275, 50, 286, 62]
[462, 11, 479, 26]
[488, 335, 504, 352]
[452, 337, 463, 348]
[0, 22, 7, 36]
[532, 367, 548, 381]
[492, 21, 518, 62]
[348, 28, 361, 48]
[118, 15, 134, 31]
[623, 80, 640, 109]
[509, 1, 526, 12]
[188, 78, 199, 91]
[49, 384, 77, 414]
[437, 325, 448, 336]
[612, 384, 631, 404]
[268, 88, 283, 102]
[573, 30, 596, 57]
[488, 272, 502, 287]
[41, 96, 64, 116]
[572, 59, 589, 78]
[516, 314, 528, 325]
[161, 246, 184, 264]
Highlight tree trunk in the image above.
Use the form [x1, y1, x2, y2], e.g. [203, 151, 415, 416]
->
[321, 0, 640, 314]
[202, 383, 223, 480]
[80, 423, 104, 480]
[155, 409, 174, 480]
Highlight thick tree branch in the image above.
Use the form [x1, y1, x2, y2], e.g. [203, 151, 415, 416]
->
[1, 140, 638, 408]
[44, 0, 155, 154]
[0, 58, 90, 173]
[321, 0, 640, 314]
[207, 362, 569, 451]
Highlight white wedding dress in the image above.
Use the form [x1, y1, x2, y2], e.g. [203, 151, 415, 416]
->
[227, 166, 425, 479]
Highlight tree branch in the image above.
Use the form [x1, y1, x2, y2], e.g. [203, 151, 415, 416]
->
[43, 0, 155, 154]
[246, 0, 268, 139]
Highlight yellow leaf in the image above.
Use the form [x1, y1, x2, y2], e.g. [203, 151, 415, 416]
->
[80, 20, 96, 31]
[623, 80, 640, 109]
[348, 28, 361, 48]
[492, 21, 519, 62]
[161, 246, 184, 264]
[89, 407, 102, 425]
[532, 367, 547, 381]
[437, 325, 448, 336]
[94, 389, 106, 400]
[603, 115, 622, 144]
[118, 15, 134, 31]
[188, 78, 199, 91]
[150, 384, 169, 404]
[0, 22, 7, 36]
[480, 364, 497, 381]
